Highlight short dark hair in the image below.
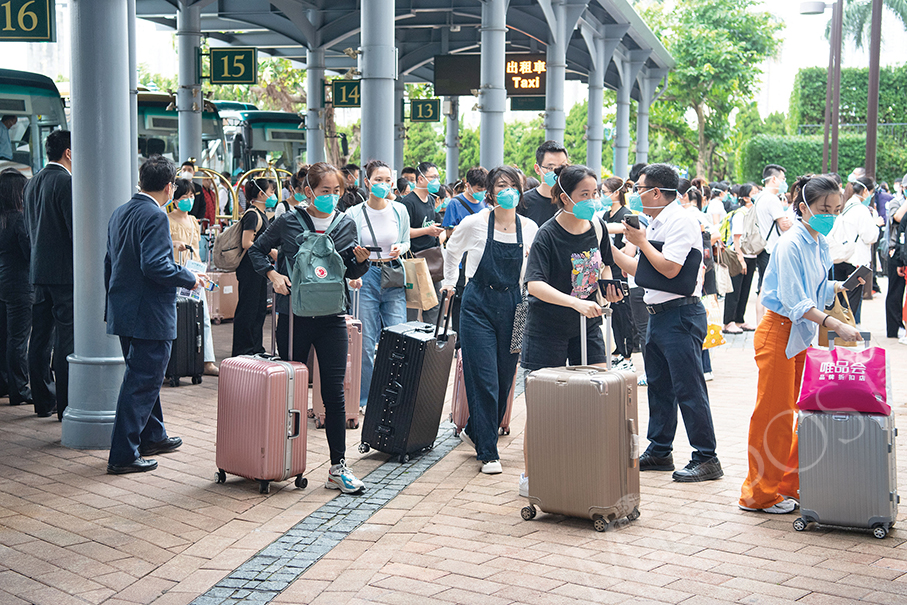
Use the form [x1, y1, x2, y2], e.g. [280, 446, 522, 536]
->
[172, 178, 195, 201]
[139, 155, 176, 192]
[550, 164, 598, 210]
[1, 115, 16, 124]
[762, 164, 786, 180]
[396, 177, 411, 194]
[401, 166, 416, 176]
[535, 140, 568, 166]
[341, 163, 360, 177]
[628, 163, 647, 183]
[181, 160, 195, 170]
[641, 163, 679, 201]
[244, 177, 274, 201]
[485, 165, 523, 208]
[416, 161, 438, 181]
[45, 129, 71, 162]
[465, 166, 488, 188]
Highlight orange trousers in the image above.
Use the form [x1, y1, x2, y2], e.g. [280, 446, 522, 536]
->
[739, 310, 805, 509]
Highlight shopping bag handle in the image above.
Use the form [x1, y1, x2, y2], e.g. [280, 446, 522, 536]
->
[827, 331, 871, 350]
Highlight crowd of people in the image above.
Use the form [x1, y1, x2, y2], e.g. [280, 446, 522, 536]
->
[2, 131, 905, 509]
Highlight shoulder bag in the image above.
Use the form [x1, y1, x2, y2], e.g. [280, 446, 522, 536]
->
[362, 205, 405, 289]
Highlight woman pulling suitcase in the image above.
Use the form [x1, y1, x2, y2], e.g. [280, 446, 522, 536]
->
[247, 162, 372, 493]
[442, 166, 539, 475]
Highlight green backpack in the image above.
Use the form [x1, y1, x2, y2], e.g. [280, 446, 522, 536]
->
[290, 211, 347, 317]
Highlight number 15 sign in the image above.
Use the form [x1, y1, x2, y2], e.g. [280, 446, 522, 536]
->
[210, 47, 258, 85]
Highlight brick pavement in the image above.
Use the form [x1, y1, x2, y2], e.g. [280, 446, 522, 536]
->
[1, 286, 906, 604]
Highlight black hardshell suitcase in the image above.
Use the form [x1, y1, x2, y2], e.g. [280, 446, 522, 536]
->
[166, 297, 205, 387]
[359, 291, 457, 462]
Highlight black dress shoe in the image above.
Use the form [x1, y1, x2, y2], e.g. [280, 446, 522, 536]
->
[107, 458, 158, 474]
[639, 451, 674, 471]
[139, 436, 182, 456]
[672, 458, 724, 482]
[36, 406, 57, 418]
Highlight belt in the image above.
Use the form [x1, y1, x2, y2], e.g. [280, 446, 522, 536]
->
[646, 296, 699, 315]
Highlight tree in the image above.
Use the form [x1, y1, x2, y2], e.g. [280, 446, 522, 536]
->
[643, 0, 783, 178]
[457, 126, 481, 178]
[834, 0, 907, 48]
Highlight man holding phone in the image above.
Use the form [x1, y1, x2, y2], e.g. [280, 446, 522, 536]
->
[611, 164, 722, 483]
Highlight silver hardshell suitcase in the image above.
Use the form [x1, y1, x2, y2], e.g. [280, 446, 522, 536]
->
[796, 411, 898, 538]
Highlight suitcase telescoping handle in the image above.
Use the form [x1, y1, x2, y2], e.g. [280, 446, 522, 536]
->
[350, 284, 360, 319]
[826, 331, 871, 351]
[576, 305, 612, 369]
[268, 282, 295, 360]
[435, 289, 454, 342]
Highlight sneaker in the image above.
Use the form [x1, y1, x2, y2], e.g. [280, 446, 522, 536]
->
[639, 451, 674, 471]
[899, 336, 907, 346]
[672, 458, 723, 482]
[481, 460, 502, 474]
[703, 372, 714, 382]
[739, 499, 797, 514]
[459, 430, 476, 450]
[325, 459, 365, 493]
[899, 327, 906, 340]
[519, 473, 529, 498]
[616, 359, 635, 372]
[637, 374, 647, 387]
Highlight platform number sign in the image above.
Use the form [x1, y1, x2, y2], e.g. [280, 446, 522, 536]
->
[332, 81, 361, 108]
[210, 48, 257, 85]
[0, 0, 55, 42]
[410, 99, 440, 123]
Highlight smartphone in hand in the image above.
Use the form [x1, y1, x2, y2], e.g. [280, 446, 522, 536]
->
[624, 215, 640, 230]
[841, 265, 872, 291]
[598, 279, 630, 297]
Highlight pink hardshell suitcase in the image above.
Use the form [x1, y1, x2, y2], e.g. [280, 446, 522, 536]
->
[215, 302, 307, 494]
[311, 313, 363, 430]
[450, 349, 516, 436]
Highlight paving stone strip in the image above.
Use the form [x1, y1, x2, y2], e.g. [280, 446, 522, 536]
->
[190, 424, 461, 605]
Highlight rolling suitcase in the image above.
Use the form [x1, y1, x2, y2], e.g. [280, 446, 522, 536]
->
[215, 299, 308, 494]
[794, 331, 898, 539]
[359, 291, 457, 463]
[521, 309, 641, 532]
[166, 296, 205, 387]
[206, 271, 238, 324]
[312, 289, 363, 430]
[450, 349, 516, 436]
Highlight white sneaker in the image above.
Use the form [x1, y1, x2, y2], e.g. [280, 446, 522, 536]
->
[703, 372, 714, 382]
[899, 336, 907, 346]
[738, 499, 797, 514]
[519, 473, 529, 498]
[325, 459, 365, 493]
[637, 374, 647, 387]
[899, 327, 906, 340]
[459, 431, 476, 450]
[481, 460, 502, 474]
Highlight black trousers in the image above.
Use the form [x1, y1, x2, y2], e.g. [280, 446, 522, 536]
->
[30, 284, 73, 419]
[277, 313, 348, 465]
[0, 293, 33, 404]
[723, 257, 757, 325]
[628, 287, 649, 361]
[610, 297, 635, 359]
[885, 260, 905, 337]
[232, 256, 268, 357]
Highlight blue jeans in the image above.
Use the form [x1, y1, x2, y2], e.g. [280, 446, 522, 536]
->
[644, 302, 718, 463]
[359, 265, 407, 408]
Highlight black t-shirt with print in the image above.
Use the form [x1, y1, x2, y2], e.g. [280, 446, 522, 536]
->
[524, 216, 614, 336]
[400, 191, 440, 253]
[518, 187, 557, 227]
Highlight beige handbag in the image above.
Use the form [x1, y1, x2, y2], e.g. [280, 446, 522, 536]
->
[818, 291, 858, 347]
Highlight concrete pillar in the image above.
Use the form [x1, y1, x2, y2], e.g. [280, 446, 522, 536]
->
[64, 0, 129, 448]
[394, 78, 405, 171]
[544, 1, 567, 142]
[176, 1, 201, 163]
[479, 0, 508, 169]
[445, 97, 459, 180]
[128, 0, 138, 188]
[360, 0, 396, 166]
[635, 69, 666, 166]
[306, 46, 325, 164]
[586, 36, 604, 178]
[613, 78, 630, 178]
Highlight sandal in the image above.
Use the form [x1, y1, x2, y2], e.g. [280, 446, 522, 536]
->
[722, 327, 743, 335]
[739, 324, 756, 332]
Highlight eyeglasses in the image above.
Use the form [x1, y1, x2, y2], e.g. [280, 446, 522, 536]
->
[540, 164, 568, 171]
[632, 185, 654, 193]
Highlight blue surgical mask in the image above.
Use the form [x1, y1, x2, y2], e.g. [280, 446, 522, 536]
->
[804, 200, 836, 236]
[778, 179, 788, 196]
[439, 198, 450, 210]
[543, 170, 557, 188]
[293, 192, 305, 203]
[427, 178, 441, 194]
[496, 188, 520, 209]
[265, 194, 278, 209]
[565, 193, 599, 221]
[370, 182, 392, 199]
[861, 196, 872, 207]
[627, 192, 643, 213]
[471, 190, 486, 203]
[354, 176, 360, 188]
[176, 198, 193, 212]
[313, 193, 339, 213]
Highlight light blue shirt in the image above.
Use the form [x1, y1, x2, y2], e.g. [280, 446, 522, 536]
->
[761, 220, 836, 358]
[0, 122, 12, 160]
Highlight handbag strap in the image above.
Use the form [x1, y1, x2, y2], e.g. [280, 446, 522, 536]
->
[361, 204, 380, 248]
[458, 195, 476, 215]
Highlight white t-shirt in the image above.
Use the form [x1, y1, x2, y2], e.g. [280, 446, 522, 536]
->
[442, 210, 539, 288]
[835, 197, 880, 267]
[705, 198, 727, 226]
[360, 203, 399, 260]
[754, 191, 786, 254]
[310, 212, 336, 233]
[730, 207, 758, 258]
[644, 201, 704, 305]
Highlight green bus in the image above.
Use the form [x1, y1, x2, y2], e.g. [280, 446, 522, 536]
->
[220, 109, 306, 175]
[0, 68, 67, 177]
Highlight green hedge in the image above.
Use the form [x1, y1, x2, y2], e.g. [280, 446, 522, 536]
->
[789, 65, 907, 127]
[736, 133, 907, 185]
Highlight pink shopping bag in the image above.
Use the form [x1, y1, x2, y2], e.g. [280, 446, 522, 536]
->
[797, 345, 891, 415]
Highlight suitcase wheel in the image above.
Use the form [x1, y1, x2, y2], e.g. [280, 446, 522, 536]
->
[346, 418, 359, 430]
[521, 505, 536, 521]
[169, 377, 179, 388]
[307, 408, 315, 419]
[792, 517, 808, 532]
[358, 443, 370, 454]
[314, 417, 324, 429]
[295, 475, 307, 489]
[215, 469, 226, 484]
[191, 375, 202, 385]
[499, 427, 511, 436]
[593, 516, 609, 532]
[399, 453, 410, 464]
[872, 524, 889, 539]
[627, 507, 640, 522]
[259, 480, 270, 494]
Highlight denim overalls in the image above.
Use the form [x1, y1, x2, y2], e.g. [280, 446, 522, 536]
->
[459, 212, 523, 462]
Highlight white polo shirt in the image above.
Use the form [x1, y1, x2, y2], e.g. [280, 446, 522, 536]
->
[643, 200, 704, 305]
[754, 190, 786, 254]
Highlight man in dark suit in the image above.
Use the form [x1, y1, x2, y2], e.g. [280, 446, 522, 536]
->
[23, 129, 74, 419]
[105, 155, 204, 474]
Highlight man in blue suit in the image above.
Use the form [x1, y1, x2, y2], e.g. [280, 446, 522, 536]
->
[105, 155, 204, 474]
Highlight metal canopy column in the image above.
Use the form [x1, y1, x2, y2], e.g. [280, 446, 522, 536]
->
[613, 50, 648, 177]
[540, 1, 585, 143]
[128, 0, 138, 187]
[64, 0, 129, 448]
[176, 1, 202, 163]
[445, 97, 459, 180]
[581, 22, 627, 177]
[636, 67, 666, 165]
[394, 78, 405, 171]
[306, 46, 325, 164]
[361, 0, 396, 165]
[479, 0, 509, 169]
